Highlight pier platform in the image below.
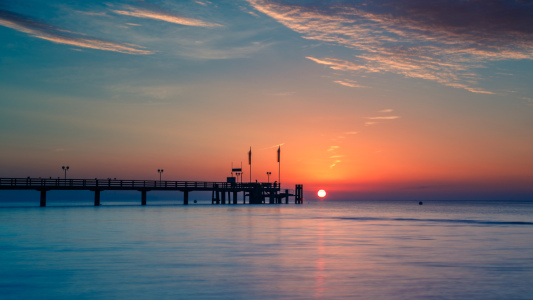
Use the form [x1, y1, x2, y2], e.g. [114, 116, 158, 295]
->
[0, 178, 303, 206]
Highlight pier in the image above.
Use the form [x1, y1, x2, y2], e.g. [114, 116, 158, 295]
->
[0, 178, 303, 207]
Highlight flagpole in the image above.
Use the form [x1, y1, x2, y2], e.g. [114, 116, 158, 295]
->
[278, 145, 281, 189]
[249, 147, 252, 183]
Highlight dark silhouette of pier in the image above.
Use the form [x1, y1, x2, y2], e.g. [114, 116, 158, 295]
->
[0, 178, 304, 207]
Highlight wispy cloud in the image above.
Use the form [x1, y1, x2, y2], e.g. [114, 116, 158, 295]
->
[248, 0, 533, 93]
[0, 9, 152, 54]
[75, 11, 108, 17]
[239, 5, 260, 17]
[195, 1, 209, 7]
[327, 145, 342, 168]
[365, 110, 401, 125]
[523, 97, 533, 105]
[368, 116, 400, 120]
[330, 159, 341, 169]
[333, 79, 366, 88]
[261, 143, 285, 150]
[111, 5, 221, 28]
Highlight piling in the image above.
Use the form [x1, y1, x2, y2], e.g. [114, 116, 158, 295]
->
[141, 190, 147, 205]
[94, 190, 101, 206]
[39, 189, 47, 207]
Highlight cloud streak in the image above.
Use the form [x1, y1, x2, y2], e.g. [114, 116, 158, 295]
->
[333, 79, 366, 88]
[248, 0, 533, 93]
[111, 6, 221, 28]
[367, 116, 400, 120]
[0, 9, 152, 55]
[330, 159, 341, 169]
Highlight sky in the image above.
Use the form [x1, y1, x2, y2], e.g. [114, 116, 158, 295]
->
[1, 0, 532, 200]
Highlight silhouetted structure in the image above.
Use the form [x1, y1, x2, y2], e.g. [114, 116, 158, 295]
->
[0, 178, 303, 207]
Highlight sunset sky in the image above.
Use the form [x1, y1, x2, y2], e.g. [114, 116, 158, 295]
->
[1, 0, 532, 200]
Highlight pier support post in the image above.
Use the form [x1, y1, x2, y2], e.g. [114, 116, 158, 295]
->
[243, 191, 246, 204]
[94, 190, 101, 206]
[221, 191, 226, 204]
[183, 190, 189, 205]
[295, 185, 303, 204]
[141, 190, 147, 205]
[233, 191, 237, 204]
[39, 190, 47, 207]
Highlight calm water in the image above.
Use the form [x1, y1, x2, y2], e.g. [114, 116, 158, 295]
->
[1, 199, 532, 299]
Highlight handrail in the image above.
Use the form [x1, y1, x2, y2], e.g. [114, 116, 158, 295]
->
[0, 178, 286, 191]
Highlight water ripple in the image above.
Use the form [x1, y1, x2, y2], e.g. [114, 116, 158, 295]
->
[333, 217, 533, 226]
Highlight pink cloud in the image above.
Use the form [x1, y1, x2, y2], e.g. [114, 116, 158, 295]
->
[0, 9, 152, 55]
[112, 6, 221, 28]
[248, 0, 533, 94]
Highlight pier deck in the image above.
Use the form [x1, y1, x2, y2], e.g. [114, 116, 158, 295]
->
[0, 178, 303, 206]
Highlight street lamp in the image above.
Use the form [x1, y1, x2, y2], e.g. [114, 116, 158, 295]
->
[62, 166, 69, 180]
[157, 169, 164, 182]
[266, 171, 271, 183]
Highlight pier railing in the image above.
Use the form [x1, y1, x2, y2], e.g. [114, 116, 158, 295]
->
[0, 178, 283, 191]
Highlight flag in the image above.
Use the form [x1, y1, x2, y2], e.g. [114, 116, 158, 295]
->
[248, 147, 251, 165]
[277, 146, 280, 163]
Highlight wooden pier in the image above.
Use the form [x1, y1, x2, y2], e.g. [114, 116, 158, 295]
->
[0, 178, 303, 207]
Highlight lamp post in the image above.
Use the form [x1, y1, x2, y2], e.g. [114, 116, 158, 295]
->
[266, 172, 271, 183]
[62, 166, 69, 180]
[157, 169, 164, 182]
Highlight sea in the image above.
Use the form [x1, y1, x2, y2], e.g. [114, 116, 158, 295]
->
[1, 195, 532, 299]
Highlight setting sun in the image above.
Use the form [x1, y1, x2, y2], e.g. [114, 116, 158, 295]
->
[317, 189, 326, 198]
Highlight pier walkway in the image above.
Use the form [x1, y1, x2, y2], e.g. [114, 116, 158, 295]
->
[0, 178, 303, 206]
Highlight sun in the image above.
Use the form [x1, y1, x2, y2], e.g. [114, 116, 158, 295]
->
[317, 189, 326, 198]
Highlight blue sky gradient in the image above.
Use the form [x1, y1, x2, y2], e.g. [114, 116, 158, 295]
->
[1, 0, 532, 199]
